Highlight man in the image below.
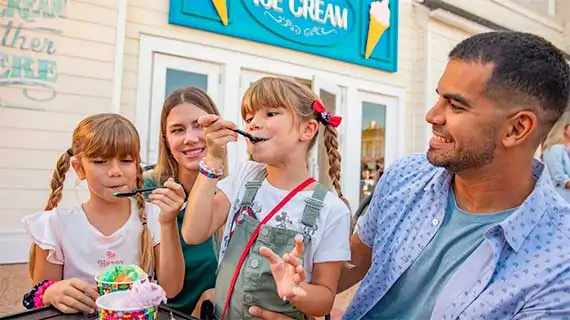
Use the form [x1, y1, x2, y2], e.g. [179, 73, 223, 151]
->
[250, 31, 570, 319]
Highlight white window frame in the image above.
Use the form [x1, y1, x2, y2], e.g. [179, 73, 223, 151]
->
[136, 34, 406, 212]
[491, 0, 562, 31]
[142, 53, 221, 165]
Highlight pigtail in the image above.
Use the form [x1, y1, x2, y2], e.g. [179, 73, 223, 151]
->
[28, 151, 72, 279]
[323, 124, 349, 207]
[135, 164, 155, 275]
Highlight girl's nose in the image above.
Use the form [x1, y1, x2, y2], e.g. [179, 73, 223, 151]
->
[108, 161, 123, 177]
[248, 116, 263, 130]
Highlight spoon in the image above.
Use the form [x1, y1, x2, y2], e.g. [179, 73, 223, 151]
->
[233, 129, 267, 143]
[113, 187, 159, 198]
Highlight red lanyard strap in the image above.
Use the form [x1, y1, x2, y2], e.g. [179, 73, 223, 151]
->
[221, 177, 316, 320]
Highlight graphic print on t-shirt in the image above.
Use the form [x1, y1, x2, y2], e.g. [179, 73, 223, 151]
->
[274, 211, 294, 230]
[97, 250, 124, 268]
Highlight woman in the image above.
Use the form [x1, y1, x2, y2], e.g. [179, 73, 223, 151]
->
[144, 87, 223, 315]
[542, 115, 570, 202]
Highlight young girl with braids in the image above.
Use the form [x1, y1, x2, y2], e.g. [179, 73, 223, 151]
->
[22, 113, 185, 314]
[182, 76, 351, 319]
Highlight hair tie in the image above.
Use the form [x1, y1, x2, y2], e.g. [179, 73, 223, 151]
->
[312, 100, 342, 128]
[66, 148, 73, 157]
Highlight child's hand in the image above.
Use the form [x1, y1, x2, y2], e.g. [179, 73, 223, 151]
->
[149, 178, 186, 224]
[43, 278, 99, 313]
[259, 235, 308, 301]
[198, 115, 238, 162]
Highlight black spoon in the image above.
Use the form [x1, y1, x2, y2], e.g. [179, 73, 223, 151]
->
[113, 187, 159, 198]
[233, 129, 267, 143]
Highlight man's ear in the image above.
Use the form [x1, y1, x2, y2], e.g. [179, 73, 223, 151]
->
[300, 119, 319, 142]
[502, 110, 537, 148]
[71, 158, 85, 180]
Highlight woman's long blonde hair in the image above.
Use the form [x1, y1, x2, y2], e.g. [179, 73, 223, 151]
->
[28, 113, 154, 278]
[149, 87, 223, 184]
[241, 76, 349, 207]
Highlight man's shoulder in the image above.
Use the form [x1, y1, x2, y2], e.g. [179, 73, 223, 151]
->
[386, 153, 437, 174]
[382, 153, 443, 189]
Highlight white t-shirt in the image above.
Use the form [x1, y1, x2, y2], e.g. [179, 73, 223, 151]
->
[217, 161, 351, 281]
[22, 199, 161, 283]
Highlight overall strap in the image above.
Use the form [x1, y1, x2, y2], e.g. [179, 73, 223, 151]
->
[239, 169, 267, 207]
[301, 183, 327, 229]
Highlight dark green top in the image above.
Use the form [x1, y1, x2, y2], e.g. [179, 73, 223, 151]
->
[143, 178, 218, 314]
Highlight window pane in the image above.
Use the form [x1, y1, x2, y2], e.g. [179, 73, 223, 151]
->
[360, 102, 386, 202]
[165, 68, 208, 96]
[512, 0, 553, 16]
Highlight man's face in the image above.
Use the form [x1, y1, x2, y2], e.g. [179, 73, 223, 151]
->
[426, 59, 501, 173]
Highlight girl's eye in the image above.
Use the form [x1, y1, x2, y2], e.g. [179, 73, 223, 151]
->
[193, 123, 203, 129]
[171, 128, 184, 133]
[244, 117, 253, 124]
[121, 159, 134, 163]
[267, 112, 278, 117]
[93, 159, 106, 164]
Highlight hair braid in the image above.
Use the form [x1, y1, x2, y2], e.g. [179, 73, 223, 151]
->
[28, 152, 71, 278]
[135, 164, 155, 275]
[323, 125, 349, 207]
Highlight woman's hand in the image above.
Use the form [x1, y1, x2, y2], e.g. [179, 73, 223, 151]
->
[259, 235, 308, 301]
[43, 278, 99, 313]
[149, 178, 186, 224]
[198, 115, 237, 163]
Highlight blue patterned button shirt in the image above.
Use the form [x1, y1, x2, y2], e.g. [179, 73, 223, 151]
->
[344, 154, 570, 320]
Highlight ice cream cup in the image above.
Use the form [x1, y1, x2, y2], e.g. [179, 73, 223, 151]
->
[96, 291, 159, 320]
[95, 274, 137, 296]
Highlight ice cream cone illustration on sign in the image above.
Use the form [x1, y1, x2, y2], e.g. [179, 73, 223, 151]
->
[365, 0, 391, 59]
[211, 0, 228, 26]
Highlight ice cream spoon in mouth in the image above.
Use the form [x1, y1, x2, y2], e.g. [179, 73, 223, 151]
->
[113, 187, 159, 198]
[113, 181, 189, 199]
[233, 129, 267, 143]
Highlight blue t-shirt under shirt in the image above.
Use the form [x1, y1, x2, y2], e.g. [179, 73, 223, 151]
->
[364, 188, 516, 319]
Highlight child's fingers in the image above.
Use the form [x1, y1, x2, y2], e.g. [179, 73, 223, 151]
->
[197, 115, 220, 127]
[207, 127, 238, 139]
[163, 178, 186, 198]
[150, 188, 184, 205]
[259, 246, 282, 266]
[295, 265, 306, 283]
[283, 251, 302, 270]
[291, 235, 304, 258]
[149, 193, 176, 207]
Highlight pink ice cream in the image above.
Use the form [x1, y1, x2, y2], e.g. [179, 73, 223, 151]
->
[119, 280, 167, 308]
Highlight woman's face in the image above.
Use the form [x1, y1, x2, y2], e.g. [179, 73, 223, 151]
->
[165, 103, 210, 172]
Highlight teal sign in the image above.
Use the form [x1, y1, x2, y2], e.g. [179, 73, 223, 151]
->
[169, 0, 398, 72]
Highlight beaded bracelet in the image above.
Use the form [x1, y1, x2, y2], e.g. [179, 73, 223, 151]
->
[23, 279, 55, 310]
[199, 159, 223, 179]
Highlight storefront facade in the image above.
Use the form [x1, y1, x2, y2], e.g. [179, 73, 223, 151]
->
[1, 0, 569, 264]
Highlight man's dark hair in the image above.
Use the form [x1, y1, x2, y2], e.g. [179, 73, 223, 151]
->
[449, 31, 570, 127]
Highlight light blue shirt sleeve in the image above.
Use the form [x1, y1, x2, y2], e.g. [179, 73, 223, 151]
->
[512, 271, 570, 319]
[356, 155, 407, 247]
[542, 145, 570, 187]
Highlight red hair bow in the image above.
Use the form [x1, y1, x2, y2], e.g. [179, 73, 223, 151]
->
[312, 100, 342, 128]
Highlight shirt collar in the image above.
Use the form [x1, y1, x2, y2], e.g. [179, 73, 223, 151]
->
[425, 159, 560, 252]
